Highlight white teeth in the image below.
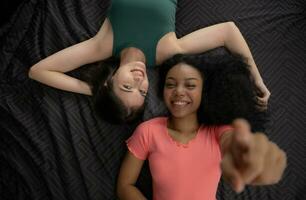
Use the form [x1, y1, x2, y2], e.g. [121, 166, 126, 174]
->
[172, 101, 188, 105]
[131, 69, 144, 76]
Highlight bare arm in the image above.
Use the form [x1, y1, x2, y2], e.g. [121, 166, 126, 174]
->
[28, 19, 113, 95]
[177, 22, 270, 106]
[220, 119, 287, 193]
[178, 22, 262, 82]
[117, 152, 147, 200]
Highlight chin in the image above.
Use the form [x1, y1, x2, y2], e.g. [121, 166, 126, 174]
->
[170, 111, 190, 119]
[169, 106, 199, 119]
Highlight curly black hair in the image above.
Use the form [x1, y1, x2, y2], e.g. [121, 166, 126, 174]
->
[81, 57, 144, 124]
[158, 54, 260, 125]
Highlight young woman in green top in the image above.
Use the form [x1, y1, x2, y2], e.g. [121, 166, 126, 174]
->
[28, 0, 270, 123]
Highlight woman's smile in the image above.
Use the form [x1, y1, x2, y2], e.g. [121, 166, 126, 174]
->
[171, 100, 190, 106]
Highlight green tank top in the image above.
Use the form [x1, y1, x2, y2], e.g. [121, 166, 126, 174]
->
[107, 0, 177, 67]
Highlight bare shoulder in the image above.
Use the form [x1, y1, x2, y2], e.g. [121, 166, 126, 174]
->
[156, 32, 182, 65]
[95, 18, 113, 39]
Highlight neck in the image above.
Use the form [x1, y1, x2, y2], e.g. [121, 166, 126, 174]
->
[120, 47, 146, 66]
[168, 114, 199, 135]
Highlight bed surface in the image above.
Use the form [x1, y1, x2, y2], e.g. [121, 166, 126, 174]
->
[1, 0, 305, 199]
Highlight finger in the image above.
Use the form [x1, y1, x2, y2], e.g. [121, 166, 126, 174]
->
[230, 121, 272, 185]
[232, 119, 251, 134]
[256, 98, 269, 109]
[221, 154, 245, 193]
[240, 133, 268, 183]
[263, 92, 270, 100]
[230, 120, 258, 184]
[231, 119, 252, 154]
[256, 104, 268, 111]
[256, 97, 268, 105]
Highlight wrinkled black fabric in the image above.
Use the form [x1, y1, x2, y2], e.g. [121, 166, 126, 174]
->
[1, 0, 306, 200]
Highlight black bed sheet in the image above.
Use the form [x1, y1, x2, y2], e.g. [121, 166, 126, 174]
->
[1, 0, 306, 199]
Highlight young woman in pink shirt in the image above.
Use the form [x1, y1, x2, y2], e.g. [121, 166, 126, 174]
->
[117, 54, 287, 200]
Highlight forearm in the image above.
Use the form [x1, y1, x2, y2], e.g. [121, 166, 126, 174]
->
[224, 23, 263, 82]
[178, 22, 264, 83]
[29, 69, 92, 95]
[28, 37, 106, 95]
[117, 185, 147, 200]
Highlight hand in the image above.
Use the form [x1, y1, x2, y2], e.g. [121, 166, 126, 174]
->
[221, 119, 287, 193]
[255, 81, 271, 110]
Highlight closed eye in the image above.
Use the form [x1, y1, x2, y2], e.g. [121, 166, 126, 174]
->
[165, 83, 176, 88]
[123, 85, 132, 90]
[186, 84, 196, 89]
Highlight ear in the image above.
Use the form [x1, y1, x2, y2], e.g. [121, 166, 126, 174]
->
[104, 82, 108, 87]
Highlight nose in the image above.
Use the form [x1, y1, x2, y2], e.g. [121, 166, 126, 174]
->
[174, 85, 185, 96]
[133, 77, 147, 91]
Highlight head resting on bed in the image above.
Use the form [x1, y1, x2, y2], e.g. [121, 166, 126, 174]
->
[82, 53, 259, 124]
[81, 57, 145, 124]
[157, 53, 260, 125]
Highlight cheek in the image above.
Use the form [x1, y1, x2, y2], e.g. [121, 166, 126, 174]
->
[144, 78, 149, 89]
[122, 73, 132, 81]
[192, 91, 203, 107]
[163, 89, 172, 103]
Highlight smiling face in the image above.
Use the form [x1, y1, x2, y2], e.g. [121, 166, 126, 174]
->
[112, 61, 149, 113]
[163, 63, 203, 119]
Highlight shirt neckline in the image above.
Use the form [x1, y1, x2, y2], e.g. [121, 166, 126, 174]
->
[164, 118, 202, 148]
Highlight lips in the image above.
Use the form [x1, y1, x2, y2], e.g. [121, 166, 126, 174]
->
[131, 69, 145, 77]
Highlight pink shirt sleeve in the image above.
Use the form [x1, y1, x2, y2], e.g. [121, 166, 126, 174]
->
[126, 123, 150, 160]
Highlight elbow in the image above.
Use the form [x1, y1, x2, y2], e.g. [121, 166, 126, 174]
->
[28, 66, 37, 80]
[116, 184, 125, 200]
[223, 21, 238, 45]
[227, 21, 236, 27]
[226, 21, 237, 32]
[116, 183, 133, 200]
[28, 65, 43, 80]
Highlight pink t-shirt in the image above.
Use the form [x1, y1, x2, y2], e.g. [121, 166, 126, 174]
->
[126, 117, 233, 200]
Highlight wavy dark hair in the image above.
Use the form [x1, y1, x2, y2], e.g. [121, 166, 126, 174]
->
[81, 57, 144, 124]
[158, 54, 260, 125]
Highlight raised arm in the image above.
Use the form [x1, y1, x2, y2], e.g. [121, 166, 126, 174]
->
[220, 119, 287, 193]
[117, 152, 147, 200]
[28, 19, 113, 95]
[177, 22, 270, 107]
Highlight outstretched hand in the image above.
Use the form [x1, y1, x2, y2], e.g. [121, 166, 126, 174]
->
[221, 119, 287, 193]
